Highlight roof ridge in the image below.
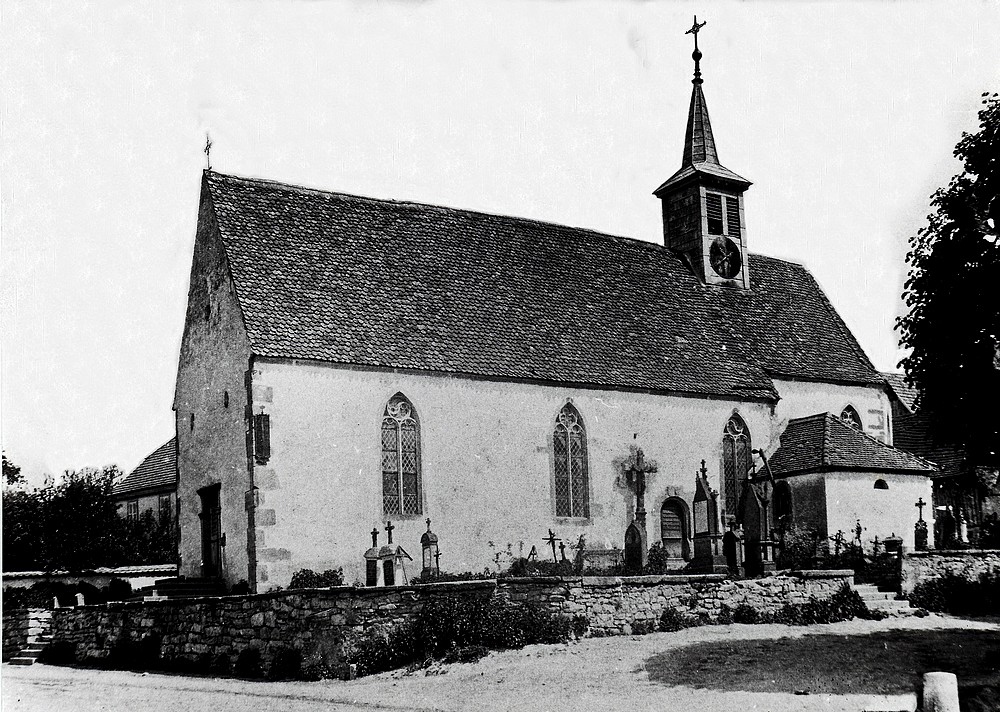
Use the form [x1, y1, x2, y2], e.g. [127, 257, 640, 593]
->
[821, 412, 834, 468]
[827, 410, 935, 466]
[206, 170, 669, 253]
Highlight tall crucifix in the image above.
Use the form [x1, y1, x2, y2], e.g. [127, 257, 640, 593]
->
[685, 15, 707, 84]
[544, 529, 561, 563]
[915, 497, 926, 522]
[204, 133, 213, 170]
[625, 448, 657, 529]
[385, 520, 394, 546]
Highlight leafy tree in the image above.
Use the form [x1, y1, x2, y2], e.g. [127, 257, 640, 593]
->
[897, 92, 1000, 467]
[2, 464, 177, 572]
[3, 451, 24, 486]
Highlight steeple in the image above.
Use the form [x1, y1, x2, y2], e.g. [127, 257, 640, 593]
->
[682, 17, 719, 167]
[654, 17, 752, 290]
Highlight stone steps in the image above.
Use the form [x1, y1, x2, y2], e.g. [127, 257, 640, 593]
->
[853, 583, 916, 616]
[10, 610, 54, 665]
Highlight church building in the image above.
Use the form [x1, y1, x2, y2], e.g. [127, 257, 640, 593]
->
[173, 30, 932, 590]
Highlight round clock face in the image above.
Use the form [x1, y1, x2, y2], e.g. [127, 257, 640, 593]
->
[710, 237, 742, 279]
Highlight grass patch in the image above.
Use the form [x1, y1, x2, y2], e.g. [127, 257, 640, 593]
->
[646, 628, 1000, 698]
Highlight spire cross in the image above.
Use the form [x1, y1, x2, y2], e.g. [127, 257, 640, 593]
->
[385, 520, 394, 545]
[685, 15, 707, 49]
[204, 133, 213, 170]
[685, 16, 707, 85]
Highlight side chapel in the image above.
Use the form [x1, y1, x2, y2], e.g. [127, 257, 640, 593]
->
[173, 23, 933, 590]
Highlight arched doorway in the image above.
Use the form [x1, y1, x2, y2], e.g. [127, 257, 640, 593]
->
[660, 498, 690, 560]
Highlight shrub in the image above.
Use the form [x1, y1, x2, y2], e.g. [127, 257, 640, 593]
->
[266, 647, 303, 680]
[731, 604, 761, 624]
[37, 641, 76, 666]
[631, 619, 656, 635]
[234, 648, 264, 678]
[288, 568, 344, 589]
[910, 570, 1000, 615]
[571, 614, 589, 639]
[136, 634, 163, 669]
[107, 577, 133, 601]
[299, 653, 336, 681]
[505, 558, 574, 577]
[344, 593, 573, 677]
[770, 585, 885, 625]
[441, 645, 489, 664]
[415, 569, 495, 583]
[777, 525, 820, 570]
[658, 607, 702, 632]
[210, 653, 231, 676]
[645, 542, 673, 574]
[716, 604, 734, 625]
[344, 622, 418, 677]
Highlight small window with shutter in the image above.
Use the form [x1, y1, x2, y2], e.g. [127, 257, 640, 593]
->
[725, 196, 741, 238]
[253, 413, 271, 464]
[706, 193, 724, 235]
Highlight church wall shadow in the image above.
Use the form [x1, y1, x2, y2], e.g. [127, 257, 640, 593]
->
[645, 628, 1000, 704]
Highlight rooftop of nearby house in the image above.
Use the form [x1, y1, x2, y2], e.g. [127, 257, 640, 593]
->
[113, 437, 177, 499]
[882, 372, 919, 414]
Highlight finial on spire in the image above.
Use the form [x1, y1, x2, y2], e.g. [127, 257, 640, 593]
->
[685, 16, 707, 85]
[204, 133, 213, 171]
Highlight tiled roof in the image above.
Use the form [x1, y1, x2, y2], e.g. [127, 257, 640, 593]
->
[769, 413, 936, 476]
[204, 171, 884, 399]
[113, 437, 177, 498]
[882, 371, 919, 413]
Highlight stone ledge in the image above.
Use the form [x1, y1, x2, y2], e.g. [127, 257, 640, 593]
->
[789, 569, 855, 579]
[905, 549, 1000, 558]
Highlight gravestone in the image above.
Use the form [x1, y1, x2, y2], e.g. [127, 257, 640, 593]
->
[690, 461, 728, 573]
[624, 521, 646, 573]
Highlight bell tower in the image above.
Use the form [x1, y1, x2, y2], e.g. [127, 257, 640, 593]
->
[654, 17, 752, 289]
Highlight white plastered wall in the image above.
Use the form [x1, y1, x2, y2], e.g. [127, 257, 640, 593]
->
[823, 471, 932, 551]
[771, 379, 893, 448]
[248, 360, 777, 589]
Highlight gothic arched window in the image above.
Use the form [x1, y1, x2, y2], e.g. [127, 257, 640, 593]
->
[722, 414, 752, 518]
[381, 394, 421, 516]
[554, 403, 589, 518]
[840, 405, 862, 430]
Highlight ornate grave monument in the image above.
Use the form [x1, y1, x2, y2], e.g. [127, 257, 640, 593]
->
[690, 460, 728, 573]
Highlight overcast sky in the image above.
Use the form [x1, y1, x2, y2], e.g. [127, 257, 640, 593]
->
[2, 1, 998, 485]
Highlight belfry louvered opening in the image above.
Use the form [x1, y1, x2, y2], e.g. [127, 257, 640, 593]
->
[706, 193, 724, 235]
[725, 196, 741, 238]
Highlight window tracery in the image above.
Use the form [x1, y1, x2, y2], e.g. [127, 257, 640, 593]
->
[381, 394, 421, 516]
[840, 405, 862, 430]
[554, 403, 589, 518]
[722, 414, 752, 518]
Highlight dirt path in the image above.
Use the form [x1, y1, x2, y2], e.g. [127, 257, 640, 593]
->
[4, 614, 996, 712]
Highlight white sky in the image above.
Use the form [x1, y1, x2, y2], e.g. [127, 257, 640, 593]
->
[2, 1, 998, 485]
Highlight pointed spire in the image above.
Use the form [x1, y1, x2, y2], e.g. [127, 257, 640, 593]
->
[682, 16, 719, 167]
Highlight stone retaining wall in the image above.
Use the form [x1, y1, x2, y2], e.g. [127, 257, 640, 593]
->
[49, 571, 853, 672]
[901, 549, 1000, 595]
